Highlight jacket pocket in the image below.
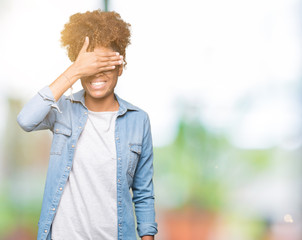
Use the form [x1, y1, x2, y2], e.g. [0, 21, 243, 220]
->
[50, 122, 72, 155]
[127, 144, 142, 178]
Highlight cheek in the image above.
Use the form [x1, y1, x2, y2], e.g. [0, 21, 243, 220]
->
[111, 76, 118, 86]
[80, 79, 88, 89]
[80, 79, 84, 87]
[118, 67, 123, 76]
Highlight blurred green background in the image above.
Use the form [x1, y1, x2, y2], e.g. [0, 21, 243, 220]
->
[1, 0, 302, 239]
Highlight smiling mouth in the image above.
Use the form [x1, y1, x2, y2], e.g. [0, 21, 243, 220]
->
[91, 82, 106, 86]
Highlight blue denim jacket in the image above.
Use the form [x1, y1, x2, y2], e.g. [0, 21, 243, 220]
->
[17, 86, 158, 240]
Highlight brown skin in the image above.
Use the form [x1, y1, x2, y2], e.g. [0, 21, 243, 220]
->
[80, 45, 123, 112]
[49, 36, 123, 110]
[142, 236, 154, 240]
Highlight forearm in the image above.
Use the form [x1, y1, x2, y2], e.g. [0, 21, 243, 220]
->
[17, 66, 76, 132]
[133, 114, 158, 237]
[49, 63, 80, 101]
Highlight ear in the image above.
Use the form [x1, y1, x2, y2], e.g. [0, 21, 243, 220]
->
[118, 64, 123, 76]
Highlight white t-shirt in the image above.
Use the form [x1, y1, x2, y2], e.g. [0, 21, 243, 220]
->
[51, 110, 118, 240]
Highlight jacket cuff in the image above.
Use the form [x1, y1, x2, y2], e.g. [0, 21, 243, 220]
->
[137, 222, 158, 237]
[38, 85, 62, 113]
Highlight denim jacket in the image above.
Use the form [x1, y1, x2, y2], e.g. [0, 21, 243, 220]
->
[17, 86, 158, 240]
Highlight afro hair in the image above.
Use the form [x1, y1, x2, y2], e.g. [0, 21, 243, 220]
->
[60, 9, 131, 67]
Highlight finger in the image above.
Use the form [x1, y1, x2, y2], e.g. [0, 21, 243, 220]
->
[97, 55, 123, 62]
[95, 51, 121, 58]
[98, 65, 117, 71]
[97, 60, 123, 68]
[78, 36, 89, 55]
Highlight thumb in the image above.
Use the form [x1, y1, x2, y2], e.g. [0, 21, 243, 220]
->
[79, 36, 89, 55]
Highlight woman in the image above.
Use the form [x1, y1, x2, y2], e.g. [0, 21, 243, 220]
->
[17, 9, 158, 240]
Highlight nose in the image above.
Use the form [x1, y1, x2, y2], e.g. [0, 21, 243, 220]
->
[95, 72, 105, 77]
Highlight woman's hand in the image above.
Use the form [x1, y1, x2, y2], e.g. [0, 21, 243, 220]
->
[50, 36, 123, 101]
[72, 36, 123, 78]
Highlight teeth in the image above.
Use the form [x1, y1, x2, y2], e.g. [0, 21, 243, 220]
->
[91, 82, 105, 86]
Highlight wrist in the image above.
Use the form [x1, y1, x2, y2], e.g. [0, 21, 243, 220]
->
[65, 63, 81, 82]
[141, 236, 154, 240]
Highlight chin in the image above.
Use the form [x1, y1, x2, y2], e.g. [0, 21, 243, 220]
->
[87, 89, 113, 100]
[89, 91, 106, 99]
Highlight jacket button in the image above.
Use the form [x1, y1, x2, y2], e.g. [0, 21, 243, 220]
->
[55, 129, 59, 132]
[44, 230, 47, 233]
[72, 145, 75, 148]
[52, 208, 55, 211]
[59, 187, 62, 190]
[118, 158, 121, 161]
[118, 179, 120, 182]
[67, 166, 70, 170]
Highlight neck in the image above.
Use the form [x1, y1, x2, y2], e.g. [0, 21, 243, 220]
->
[84, 93, 119, 112]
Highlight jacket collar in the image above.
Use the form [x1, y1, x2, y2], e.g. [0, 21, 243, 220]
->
[66, 89, 139, 113]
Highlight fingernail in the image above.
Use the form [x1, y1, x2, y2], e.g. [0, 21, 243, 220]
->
[116, 52, 120, 56]
[112, 66, 116, 69]
[120, 55, 123, 59]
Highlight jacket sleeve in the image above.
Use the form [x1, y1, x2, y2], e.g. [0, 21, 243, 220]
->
[17, 86, 61, 132]
[132, 113, 158, 237]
